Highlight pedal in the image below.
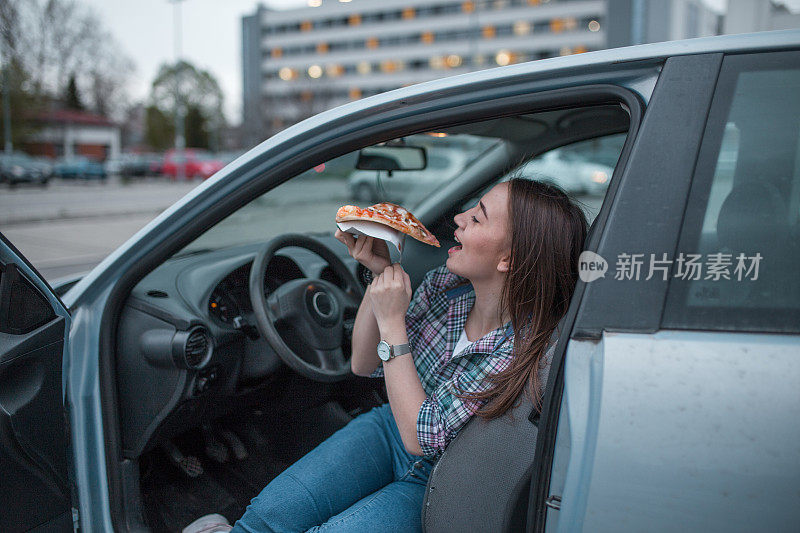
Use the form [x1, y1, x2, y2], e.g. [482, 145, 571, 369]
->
[219, 429, 249, 461]
[202, 423, 229, 463]
[162, 440, 204, 478]
[178, 455, 204, 478]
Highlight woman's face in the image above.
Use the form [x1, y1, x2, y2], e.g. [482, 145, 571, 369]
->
[447, 182, 512, 281]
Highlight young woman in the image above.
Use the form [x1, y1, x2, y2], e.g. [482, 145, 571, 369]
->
[187, 178, 587, 533]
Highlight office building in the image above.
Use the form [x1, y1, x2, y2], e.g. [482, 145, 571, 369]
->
[242, 0, 722, 145]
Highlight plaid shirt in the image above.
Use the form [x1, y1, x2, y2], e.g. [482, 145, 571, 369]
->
[370, 265, 515, 459]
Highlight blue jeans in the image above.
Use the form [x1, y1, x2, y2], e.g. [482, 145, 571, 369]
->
[230, 402, 436, 533]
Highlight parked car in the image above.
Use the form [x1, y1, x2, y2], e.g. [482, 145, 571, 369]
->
[1, 31, 799, 533]
[517, 145, 614, 195]
[161, 148, 225, 180]
[0, 152, 50, 187]
[115, 153, 163, 178]
[53, 155, 107, 180]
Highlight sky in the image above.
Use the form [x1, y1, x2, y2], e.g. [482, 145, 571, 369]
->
[82, 0, 798, 125]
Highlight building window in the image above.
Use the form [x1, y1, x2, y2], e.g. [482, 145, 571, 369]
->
[588, 20, 601, 32]
[402, 7, 415, 20]
[278, 67, 296, 81]
[513, 21, 531, 35]
[317, 42, 329, 54]
[326, 64, 344, 77]
[496, 50, 515, 65]
[366, 37, 379, 49]
[301, 20, 313, 32]
[445, 54, 462, 68]
[271, 48, 283, 58]
[497, 24, 514, 37]
[550, 18, 565, 33]
[349, 87, 362, 100]
[381, 60, 401, 73]
[307, 65, 323, 78]
[421, 31, 435, 44]
[482, 25, 496, 39]
[462, 1, 475, 14]
[349, 13, 362, 26]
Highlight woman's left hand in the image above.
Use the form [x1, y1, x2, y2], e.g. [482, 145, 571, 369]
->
[369, 263, 412, 333]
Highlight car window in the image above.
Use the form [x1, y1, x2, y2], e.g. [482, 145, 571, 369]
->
[663, 52, 800, 332]
[177, 133, 499, 255]
[487, 133, 625, 225]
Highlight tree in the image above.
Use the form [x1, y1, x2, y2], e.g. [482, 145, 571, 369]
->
[64, 74, 83, 110]
[0, 0, 134, 120]
[185, 104, 208, 149]
[0, 59, 44, 148]
[144, 105, 174, 151]
[147, 60, 225, 151]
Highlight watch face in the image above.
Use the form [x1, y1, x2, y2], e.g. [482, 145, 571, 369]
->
[377, 341, 391, 361]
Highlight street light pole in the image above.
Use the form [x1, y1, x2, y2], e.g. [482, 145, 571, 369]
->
[1, 44, 12, 153]
[170, 0, 186, 181]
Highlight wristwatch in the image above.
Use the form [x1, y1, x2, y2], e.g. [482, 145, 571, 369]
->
[377, 340, 411, 362]
[361, 268, 374, 286]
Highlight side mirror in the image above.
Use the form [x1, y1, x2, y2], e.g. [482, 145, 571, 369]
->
[356, 145, 427, 172]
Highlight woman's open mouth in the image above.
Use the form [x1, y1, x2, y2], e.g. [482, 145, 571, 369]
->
[448, 245, 462, 254]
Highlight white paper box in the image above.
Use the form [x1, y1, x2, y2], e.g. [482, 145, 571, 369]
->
[336, 220, 405, 263]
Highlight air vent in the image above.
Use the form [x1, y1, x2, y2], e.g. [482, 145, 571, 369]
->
[184, 328, 210, 368]
[146, 289, 169, 298]
[171, 326, 212, 369]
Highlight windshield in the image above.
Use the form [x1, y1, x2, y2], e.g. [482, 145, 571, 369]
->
[179, 133, 500, 254]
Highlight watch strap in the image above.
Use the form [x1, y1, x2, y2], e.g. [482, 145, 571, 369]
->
[389, 343, 411, 357]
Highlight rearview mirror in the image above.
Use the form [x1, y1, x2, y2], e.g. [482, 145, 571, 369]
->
[356, 145, 427, 172]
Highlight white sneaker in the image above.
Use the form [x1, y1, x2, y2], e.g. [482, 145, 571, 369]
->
[182, 513, 233, 533]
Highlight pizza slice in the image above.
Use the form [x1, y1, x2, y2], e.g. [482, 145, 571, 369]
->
[336, 202, 441, 247]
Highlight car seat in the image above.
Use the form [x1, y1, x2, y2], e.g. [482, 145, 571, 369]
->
[421, 329, 559, 533]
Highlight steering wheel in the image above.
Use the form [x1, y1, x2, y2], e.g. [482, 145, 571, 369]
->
[249, 234, 364, 382]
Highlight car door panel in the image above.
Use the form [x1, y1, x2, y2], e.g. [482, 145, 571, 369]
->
[552, 332, 800, 532]
[0, 236, 73, 532]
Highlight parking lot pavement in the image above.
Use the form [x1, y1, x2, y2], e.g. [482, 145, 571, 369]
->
[0, 177, 198, 225]
[1, 176, 352, 282]
[3, 214, 158, 281]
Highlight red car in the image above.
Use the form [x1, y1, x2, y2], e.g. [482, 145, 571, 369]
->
[161, 149, 224, 180]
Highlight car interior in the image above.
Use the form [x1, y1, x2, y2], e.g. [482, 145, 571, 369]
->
[113, 102, 631, 531]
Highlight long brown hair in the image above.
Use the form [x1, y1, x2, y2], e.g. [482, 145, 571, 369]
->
[456, 178, 588, 419]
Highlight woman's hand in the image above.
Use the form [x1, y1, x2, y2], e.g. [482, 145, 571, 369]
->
[334, 229, 391, 275]
[369, 264, 412, 336]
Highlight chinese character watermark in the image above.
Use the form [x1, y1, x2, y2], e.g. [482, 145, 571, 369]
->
[578, 251, 762, 283]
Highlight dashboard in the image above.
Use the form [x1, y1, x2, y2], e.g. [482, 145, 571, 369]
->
[114, 234, 366, 458]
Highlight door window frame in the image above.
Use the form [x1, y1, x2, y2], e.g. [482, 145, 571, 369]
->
[662, 50, 800, 334]
[99, 84, 647, 530]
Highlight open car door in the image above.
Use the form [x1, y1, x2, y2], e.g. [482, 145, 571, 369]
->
[0, 232, 74, 532]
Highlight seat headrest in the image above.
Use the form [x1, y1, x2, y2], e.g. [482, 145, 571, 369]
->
[716, 179, 788, 252]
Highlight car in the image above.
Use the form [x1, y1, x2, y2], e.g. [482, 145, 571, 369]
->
[53, 155, 107, 180]
[517, 145, 615, 195]
[161, 148, 225, 180]
[1, 30, 799, 532]
[0, 151, 50, 187]
[114, 153, 163, 178]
